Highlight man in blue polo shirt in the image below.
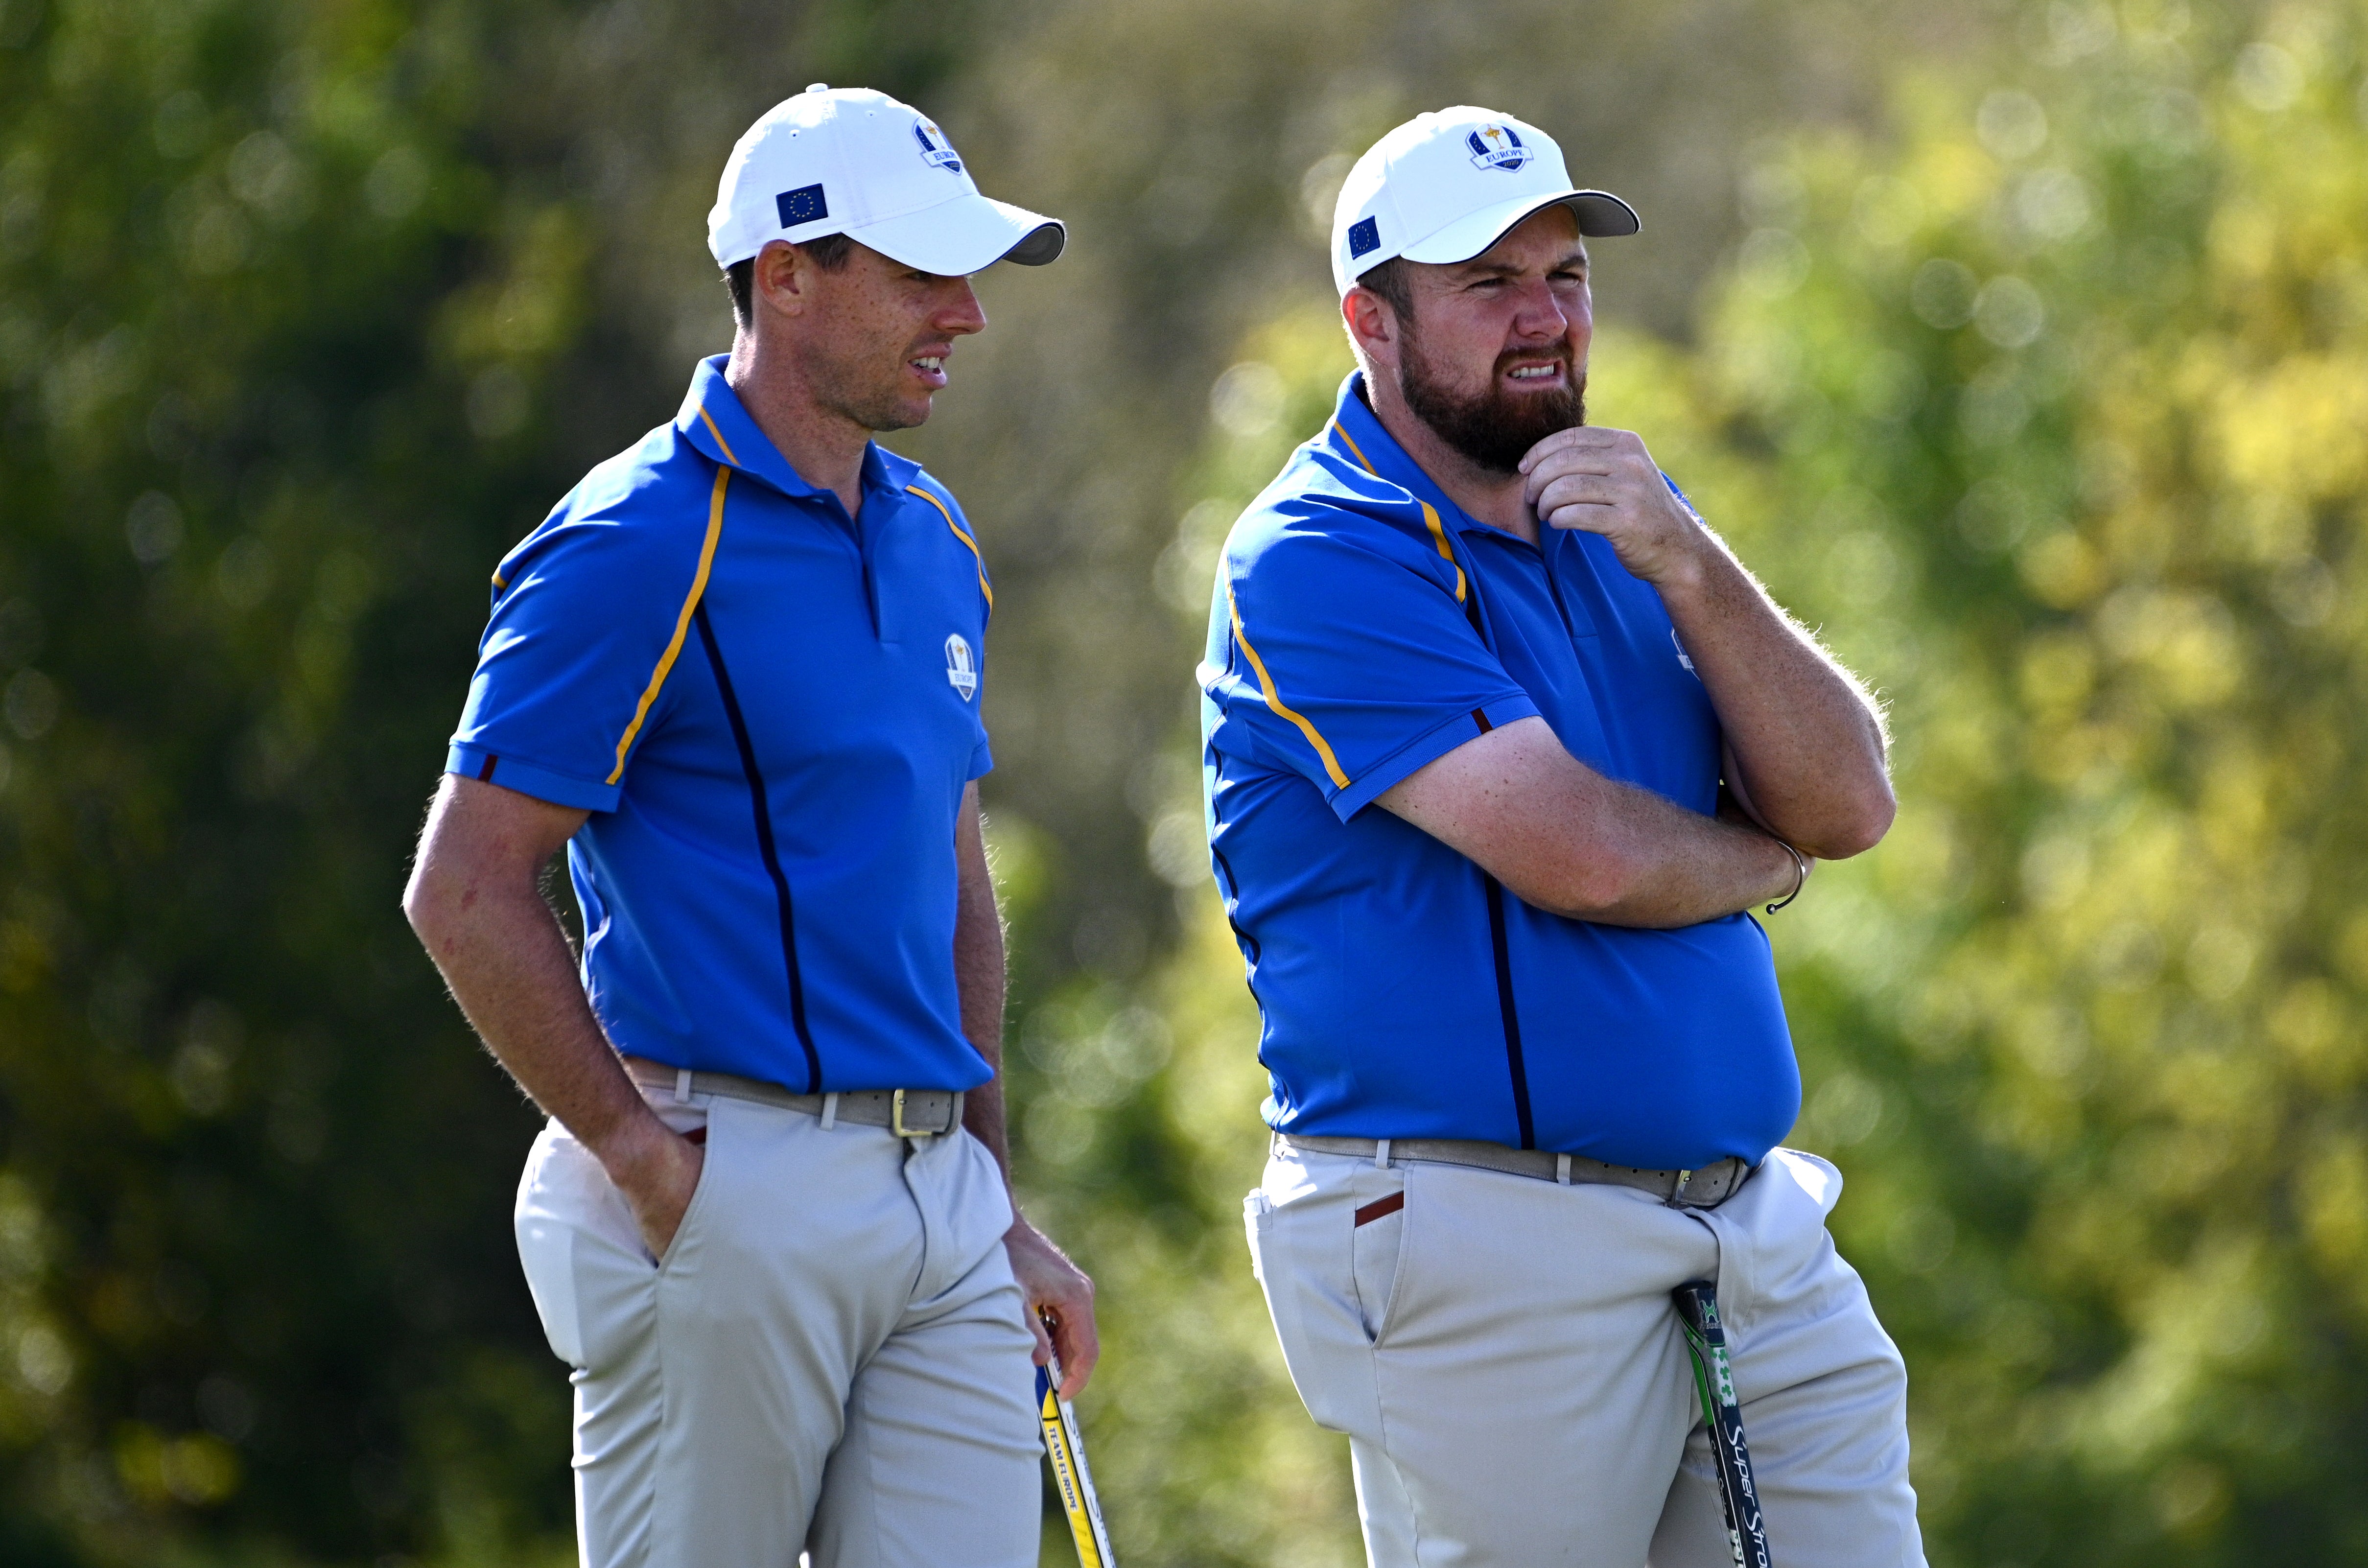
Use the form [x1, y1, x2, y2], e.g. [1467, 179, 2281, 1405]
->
[402, 87, 1093, 1568]
[1207, 109, 1921, 1564]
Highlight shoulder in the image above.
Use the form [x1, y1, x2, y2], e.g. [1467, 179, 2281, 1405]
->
[492, 423, 720, 603]
[899, 468, 972, 534]
[1225, 441, 1453, 582]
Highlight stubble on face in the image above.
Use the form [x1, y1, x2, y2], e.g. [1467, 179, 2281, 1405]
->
[797, 247, 961, 435]
[806, 322, 933, 434]
[1398, 319, 1587, 474]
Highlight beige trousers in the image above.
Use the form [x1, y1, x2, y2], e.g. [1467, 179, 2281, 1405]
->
[1246, 1143, 1924, 1568]
[514, 1081, 1041, 1568]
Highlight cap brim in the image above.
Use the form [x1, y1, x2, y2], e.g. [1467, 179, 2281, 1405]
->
[849, 192, 1066, 275]
[1398, 188, 1641, 270]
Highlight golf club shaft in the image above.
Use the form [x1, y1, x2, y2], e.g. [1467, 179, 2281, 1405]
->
[1037, 1316, 1117, 1568]
[1673, 1281, 1772, 1568]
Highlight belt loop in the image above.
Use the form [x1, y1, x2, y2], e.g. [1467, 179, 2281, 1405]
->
[1671, 1168, 1694, 1207]
[1556, 1153, 1571, 1185]
[1373, 1138, 1391, 1170]
[674, 1068, 693, 1104]
[819, 1093, 839, 1131]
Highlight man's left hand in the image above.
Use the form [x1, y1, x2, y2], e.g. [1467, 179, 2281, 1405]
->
[1005, 1216, 1099, 1397]
[1519, 426, 1708, 590]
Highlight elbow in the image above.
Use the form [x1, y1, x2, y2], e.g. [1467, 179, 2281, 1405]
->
[1798, 778, 1897, 862]
[401, 865, 448, 947]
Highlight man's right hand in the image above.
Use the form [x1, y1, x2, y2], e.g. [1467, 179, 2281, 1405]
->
[601, 1113, 708, 1263]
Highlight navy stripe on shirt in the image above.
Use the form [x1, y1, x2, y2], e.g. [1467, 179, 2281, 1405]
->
[694, 601, 824, 1093]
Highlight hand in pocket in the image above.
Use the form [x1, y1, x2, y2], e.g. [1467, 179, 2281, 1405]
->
[605, 1123, 708, 1262]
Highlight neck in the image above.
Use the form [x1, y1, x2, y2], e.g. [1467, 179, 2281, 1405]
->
[724, 331, 874, 517]
[1362, 371, 1537, 546]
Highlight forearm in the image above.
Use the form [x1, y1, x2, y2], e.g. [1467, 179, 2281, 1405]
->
[950, 790, 1098, 1386]
[1538, 776, 1801, 928]
[1658, 537, 1893, 859]
[410, 878, 663, 1156]
[1380, 716, 1800, 929]
[952, 792, 1016, 1186]
[402, 780, 667, 1176]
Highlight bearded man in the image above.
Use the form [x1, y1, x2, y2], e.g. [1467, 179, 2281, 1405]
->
[1200, 108, 1923, 1565]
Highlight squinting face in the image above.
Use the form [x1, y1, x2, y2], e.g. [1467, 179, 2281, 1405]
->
[781, 240, 987, 433]
[1388, 205, 1592, 472]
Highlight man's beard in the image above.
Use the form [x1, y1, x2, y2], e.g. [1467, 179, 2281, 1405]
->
[1399, 333, 1586, 474]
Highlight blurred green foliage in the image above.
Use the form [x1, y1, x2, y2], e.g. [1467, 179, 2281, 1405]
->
[2, 0, 2364, 1564]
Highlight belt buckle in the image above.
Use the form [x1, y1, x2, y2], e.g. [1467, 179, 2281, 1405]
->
[890, 1088, 937, 1139]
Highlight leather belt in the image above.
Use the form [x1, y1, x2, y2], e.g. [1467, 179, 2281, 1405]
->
[1276, 1132, 1751, 1209]
[625, 1059, 963, 1138]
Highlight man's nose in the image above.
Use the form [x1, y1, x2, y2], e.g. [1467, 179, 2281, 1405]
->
[1507, 277, 1571, 337]
[938, 277, 987, 336]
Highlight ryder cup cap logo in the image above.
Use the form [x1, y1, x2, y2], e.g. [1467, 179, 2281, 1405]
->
[1467, 124, 1530, 170]
[914, 120, 963, 174]
[945, 633, 978, 700]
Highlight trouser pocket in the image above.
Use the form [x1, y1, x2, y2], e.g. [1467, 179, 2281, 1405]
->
[1249, 1155, 1410, 1438]
[1243, 1188, 1273, 1283]
[515, 1123, 660, 1369]
[1350, 1188, 1407, 1344]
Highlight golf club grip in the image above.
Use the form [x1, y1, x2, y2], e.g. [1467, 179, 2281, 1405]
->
[1036, 1357, 1118, 1568]
[1673, 1282, 1773, 1568]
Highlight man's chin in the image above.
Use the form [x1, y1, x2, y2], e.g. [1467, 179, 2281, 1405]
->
[1442, 398, 1584, 473]
[876, 398, 932, 434]
[833, 390, 932, 435]
[1401, 352, 1585, 472]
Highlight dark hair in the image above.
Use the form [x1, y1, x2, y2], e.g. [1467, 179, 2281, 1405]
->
[725, 232, 857, 328]
[1353, 257, 1415, 333]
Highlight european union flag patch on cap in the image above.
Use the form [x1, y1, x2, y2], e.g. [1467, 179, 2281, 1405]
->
[1347, 216, 1380, 259]
[776, 184, 828, 228]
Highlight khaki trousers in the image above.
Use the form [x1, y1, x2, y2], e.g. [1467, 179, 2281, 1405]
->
[1246, 1143, 1925, 1568]
[514, 1081, 1041, 1568]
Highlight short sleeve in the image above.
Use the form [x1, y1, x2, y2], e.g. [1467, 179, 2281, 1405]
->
[445, 510, 713, 813]
[1208, 518, 1539, 820]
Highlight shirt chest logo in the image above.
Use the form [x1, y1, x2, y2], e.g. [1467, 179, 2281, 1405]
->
[944, 633, 979, 700]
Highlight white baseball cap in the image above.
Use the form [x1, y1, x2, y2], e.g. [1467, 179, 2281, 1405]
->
[707, 85, 1064, 275]
[1331, 107, 1639, 296]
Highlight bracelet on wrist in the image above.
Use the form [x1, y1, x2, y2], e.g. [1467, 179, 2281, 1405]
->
[1765, 841, 1809, 915]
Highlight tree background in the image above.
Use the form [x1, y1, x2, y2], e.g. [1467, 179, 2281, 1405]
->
[1, 0, 2363, 1563]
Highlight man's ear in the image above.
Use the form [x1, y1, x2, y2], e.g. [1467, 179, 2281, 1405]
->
[751, 239, 810, 320]
[1342, 287, 1399, 372]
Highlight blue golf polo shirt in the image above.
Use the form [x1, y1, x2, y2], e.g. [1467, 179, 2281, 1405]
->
[445, 355, 998, 1095]
[1199, 373, 1799, 1170]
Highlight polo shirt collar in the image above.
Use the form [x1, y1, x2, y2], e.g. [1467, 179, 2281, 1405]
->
[1323, 372, 1487, 537]
[674, 355, 921, 508]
